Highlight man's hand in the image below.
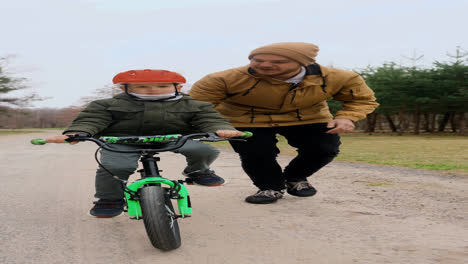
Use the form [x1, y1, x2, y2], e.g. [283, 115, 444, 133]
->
[45, 135, 79, 145]
[326, 118, 355, 134]
[216, 130, 244, 138]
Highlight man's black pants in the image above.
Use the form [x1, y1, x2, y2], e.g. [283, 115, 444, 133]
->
[229, 123, 341, 191]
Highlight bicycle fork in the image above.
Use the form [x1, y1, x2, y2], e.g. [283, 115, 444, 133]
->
[123, 154, 192, 220]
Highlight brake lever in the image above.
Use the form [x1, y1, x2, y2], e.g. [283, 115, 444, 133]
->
[64, 135, 90, 142]
[225, 138, 248, 142]
[193, 133, 219, 142]
[197, 138, 248, 142]
[195, 132, 248, 142]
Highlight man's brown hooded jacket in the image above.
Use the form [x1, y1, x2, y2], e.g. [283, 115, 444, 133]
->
[189, 64, 378, 127]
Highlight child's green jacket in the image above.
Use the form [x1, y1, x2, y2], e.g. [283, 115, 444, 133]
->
[63, 93, 235, 137]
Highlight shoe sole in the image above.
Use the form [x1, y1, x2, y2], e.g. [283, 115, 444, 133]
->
[245, 196, 282, 204]
[88, 211, 124, 218]
[186, 177, 227, 187]
[190, 182, 225, 187]
[286, 190, 317, 197]
[245, 199, 278, 204]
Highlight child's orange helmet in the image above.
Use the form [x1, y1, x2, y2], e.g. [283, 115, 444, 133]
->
[112, 69, 186, 85]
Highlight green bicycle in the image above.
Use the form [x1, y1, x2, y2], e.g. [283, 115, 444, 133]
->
[31, 132, 252, 251]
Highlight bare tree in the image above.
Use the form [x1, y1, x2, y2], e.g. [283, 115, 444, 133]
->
[79, 84, 122, 105]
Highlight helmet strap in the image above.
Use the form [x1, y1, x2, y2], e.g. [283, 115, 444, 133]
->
[173, 83, 180, 96]
[124, 83, 140, 100]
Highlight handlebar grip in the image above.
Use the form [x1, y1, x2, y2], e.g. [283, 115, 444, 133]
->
[240, 131, 253, 138]
[31, 139, 47, 145]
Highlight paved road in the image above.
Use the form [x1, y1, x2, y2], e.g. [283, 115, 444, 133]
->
[1, 131, 467, 264]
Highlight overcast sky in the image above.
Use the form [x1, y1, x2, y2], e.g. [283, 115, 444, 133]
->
[1, 0, 467, 108]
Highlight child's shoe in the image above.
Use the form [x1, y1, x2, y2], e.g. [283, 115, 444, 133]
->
[182, 170, 225, 186]
[89, 199, 125, 218]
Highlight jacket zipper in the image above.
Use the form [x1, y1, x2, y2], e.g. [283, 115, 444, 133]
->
[289, 83, 299, 91]
[321, 75, 327, 93]
[242, 80, 261, 96]
[289, 83, 300, 103]
[250, 106, 255, 123]
[295, 109, 302, 121]
[290, 90, 297, 104]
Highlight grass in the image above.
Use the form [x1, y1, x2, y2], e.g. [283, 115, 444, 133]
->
[281, 133, 468, 175]
[211, 132, 468, 176]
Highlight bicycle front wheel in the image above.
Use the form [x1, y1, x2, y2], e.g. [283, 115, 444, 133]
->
[140, 186, 181, 250]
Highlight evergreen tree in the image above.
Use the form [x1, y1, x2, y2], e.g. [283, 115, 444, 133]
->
[0, 56, 40, 111]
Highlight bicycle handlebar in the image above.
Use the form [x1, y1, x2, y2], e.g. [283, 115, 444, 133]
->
[31, 132, 253, 153]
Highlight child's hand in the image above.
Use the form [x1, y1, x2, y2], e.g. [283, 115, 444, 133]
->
[45, 135, 79, 145]
[216, 130, 244, 138]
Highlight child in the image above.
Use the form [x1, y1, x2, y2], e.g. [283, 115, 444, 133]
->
[46, 69, 243, 217]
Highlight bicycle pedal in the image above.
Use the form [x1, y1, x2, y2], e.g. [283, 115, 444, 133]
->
[184, 178, 195, 185]
[178, 215, 191, 218]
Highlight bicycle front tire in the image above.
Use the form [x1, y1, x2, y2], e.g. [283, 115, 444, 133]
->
[140, 186, 181, 250]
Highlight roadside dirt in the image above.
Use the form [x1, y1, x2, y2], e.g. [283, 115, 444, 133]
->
[1, 131, 467, 264]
